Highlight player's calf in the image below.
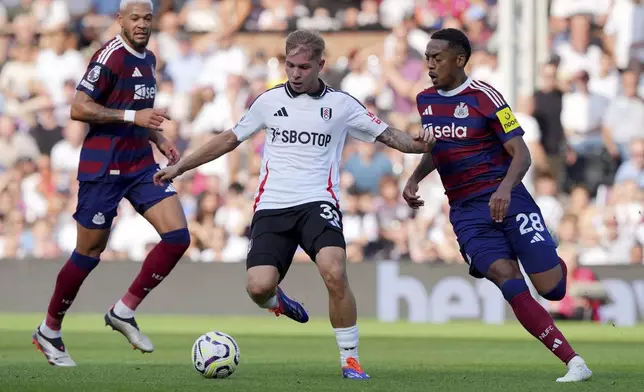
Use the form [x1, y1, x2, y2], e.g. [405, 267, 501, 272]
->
[246, 264, 309, 323]
[113, 228, 190, 318]
[316, 246, 368, 379]
[42, 251, 100, 334]
[488, 259, 589, 380]
[107, 228, 189, 352]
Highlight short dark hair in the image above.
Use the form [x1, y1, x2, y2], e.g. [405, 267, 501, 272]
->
[431, 28, 472, 65]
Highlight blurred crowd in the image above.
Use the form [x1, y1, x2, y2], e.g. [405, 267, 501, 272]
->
[0, 0, 642, 270]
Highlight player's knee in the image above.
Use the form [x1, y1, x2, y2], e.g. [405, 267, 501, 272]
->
[246, 265, 279, 301]
[499, 278, 529, 302]
[540, 277, 567, 301]
[160, 228, 190, 253]
[75, 242, 107, 259]
[316, 249, 347, 295]
[486, 259, 523, 287]
[69, 250, 100, 272]
[246, 280, 276, 302]
[75, 226, 111, 258]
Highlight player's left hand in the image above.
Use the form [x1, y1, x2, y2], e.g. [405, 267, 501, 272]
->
[489, 185, 511, 223]
[154, 136, 180, 166]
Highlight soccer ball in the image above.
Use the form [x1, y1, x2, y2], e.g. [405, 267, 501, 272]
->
[191, 331, 240, 379]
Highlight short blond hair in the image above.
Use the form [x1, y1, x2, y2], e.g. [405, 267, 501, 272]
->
[285, 29, 325, 60]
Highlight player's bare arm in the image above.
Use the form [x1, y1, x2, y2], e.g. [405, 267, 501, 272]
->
[376, 126, 434, 153]
[402, 153, 436, 209]
[409, 152, 437, 184]
[499, 136, 532, 190]
[71, 90, 168, 130]
[489, 136, 532, 222]
[153, 129, 241, 184]
[149, 129, 180, 165]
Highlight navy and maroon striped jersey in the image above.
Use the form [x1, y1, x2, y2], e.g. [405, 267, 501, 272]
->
[417, 78, 525, 205]
[75, 35, 158, 182]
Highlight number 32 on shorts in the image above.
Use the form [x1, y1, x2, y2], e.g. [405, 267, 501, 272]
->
[320, 204, 341, 228]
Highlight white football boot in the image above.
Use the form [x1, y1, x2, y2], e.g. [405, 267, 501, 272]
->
[104, 308, 154, 353]
[556, 356, 592, 382]
[32, 327, 76, 366]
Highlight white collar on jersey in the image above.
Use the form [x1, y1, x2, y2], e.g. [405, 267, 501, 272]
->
[284, 78, 328, 99]
[117, 34, 146, 59]
[437, 77, 472, 97]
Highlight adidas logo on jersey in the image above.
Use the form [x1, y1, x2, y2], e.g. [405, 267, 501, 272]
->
[422, 106, 432, 116]
[274, 107, 289, 117]
[132, 67, 143, 77]
[530, 232, 546, 243]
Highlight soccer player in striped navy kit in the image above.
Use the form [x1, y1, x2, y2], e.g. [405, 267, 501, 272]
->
[32, 0, 190, 366]
[402, 29, 592, 382]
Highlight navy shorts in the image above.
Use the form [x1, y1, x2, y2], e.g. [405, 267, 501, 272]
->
[450, 183, 558, 278]
[73, 166, 176, 230]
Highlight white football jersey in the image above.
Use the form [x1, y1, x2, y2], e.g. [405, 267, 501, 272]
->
[232, 80, 389, 211]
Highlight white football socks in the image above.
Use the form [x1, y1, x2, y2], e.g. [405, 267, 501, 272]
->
[259, 295, 279, 309]
[334, 325, 359, 367]
[113, 299, 135, 319]
[39, 321, 61, 339]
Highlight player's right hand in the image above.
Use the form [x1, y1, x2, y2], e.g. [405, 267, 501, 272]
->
[414, 125, 435, 146]
[153, 165, 182, 186]
[134, 108, 170, 130]
[402, 180, 424, 209]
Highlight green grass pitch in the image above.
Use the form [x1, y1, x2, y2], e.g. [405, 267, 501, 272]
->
[1, 314, 643, 392]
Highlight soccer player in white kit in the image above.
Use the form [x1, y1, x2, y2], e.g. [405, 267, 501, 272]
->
[154, 29, 434, 379]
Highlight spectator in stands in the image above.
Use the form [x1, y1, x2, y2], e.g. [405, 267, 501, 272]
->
[600, 210, 637, 264]
[343, 141, 393, 195]
[589, 50, 620, 100]
[340, 49, 378, 103]
[462, 5, 492, 50]
[35, 26, 85, 106]
[561, 71, 608, 157]
[602, 67, 644, 161]
[555, 14, 603, 82]
[614, 138, 644, 187]
[381, 36, 426, 128]
[0, 115, 40, 170]
[30, 106, 63, 156]
[49, 120, 84, 173]
[515, 95, 548, 193]
[342, 186, 379, 263]
[533, 173, 565, 231]
[603, 0, 644, 72]
[533, 62, 565, 182]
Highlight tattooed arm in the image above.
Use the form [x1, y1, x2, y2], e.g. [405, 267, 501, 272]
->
[70, 91, 127, 124]
[71, 91, 168, 130]
[375, 126, 434, 153]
